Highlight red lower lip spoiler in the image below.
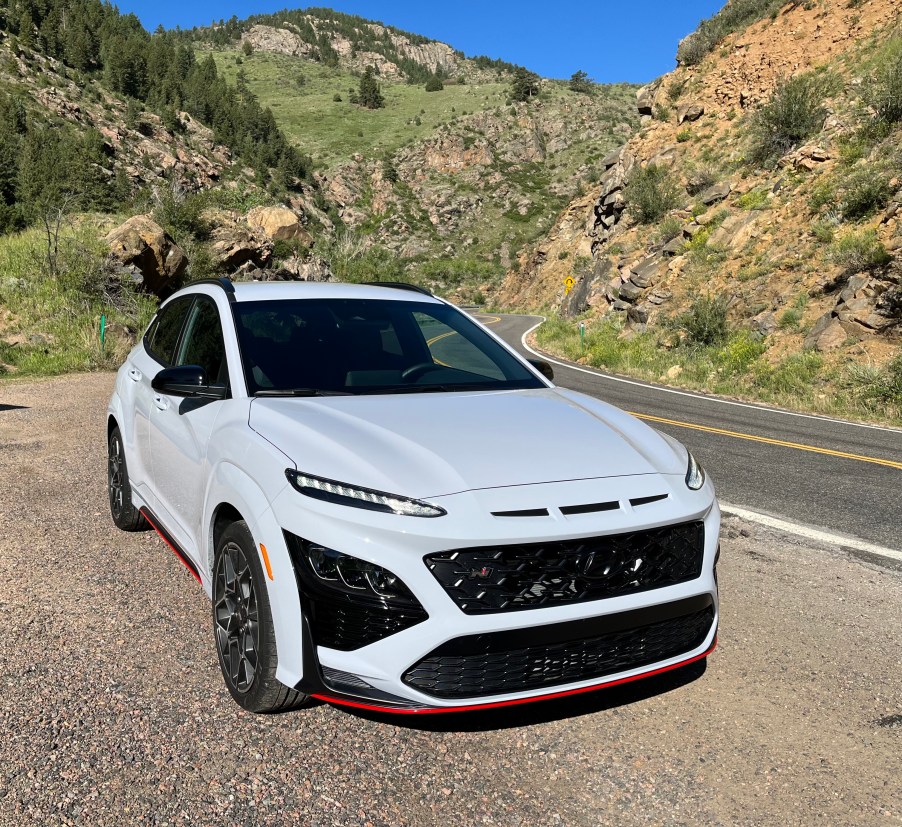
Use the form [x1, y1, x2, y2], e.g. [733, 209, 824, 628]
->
[312, 636, 718, 715]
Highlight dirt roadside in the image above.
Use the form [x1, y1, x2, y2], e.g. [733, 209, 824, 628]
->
[1, 373, 900, 826]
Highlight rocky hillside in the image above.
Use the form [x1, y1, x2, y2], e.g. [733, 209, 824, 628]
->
[501, 0, 902, 418]
[201, 29, 637, 302]
[194, 8, 518, 83]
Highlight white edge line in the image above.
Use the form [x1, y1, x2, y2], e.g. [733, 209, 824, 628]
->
[720, 502, 902, 563]
[517, 317, 902, 435]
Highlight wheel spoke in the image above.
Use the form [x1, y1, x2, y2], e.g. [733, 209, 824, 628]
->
[213, 538, 262, 695]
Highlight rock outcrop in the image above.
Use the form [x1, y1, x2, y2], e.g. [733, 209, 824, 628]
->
[247, 206, 312, 244]
[104, 216, 187, 297]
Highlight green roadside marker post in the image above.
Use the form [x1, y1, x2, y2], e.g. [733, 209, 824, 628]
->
[579, 321, 585, 350]
[100, 314, 106, 356]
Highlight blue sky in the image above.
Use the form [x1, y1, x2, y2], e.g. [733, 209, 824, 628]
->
[115, 1, 726, 84]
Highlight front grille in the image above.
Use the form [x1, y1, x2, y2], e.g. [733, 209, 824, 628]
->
[403, 597, 714, 699]
[424, 521, 704, 614]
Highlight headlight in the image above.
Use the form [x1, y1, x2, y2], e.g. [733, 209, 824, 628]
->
[285, 470, 446, 517]
[685, 452, 705, 490]
[305, 544, 415, 602]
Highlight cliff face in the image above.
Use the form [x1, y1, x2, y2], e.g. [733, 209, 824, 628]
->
[500, 0, 902, 370]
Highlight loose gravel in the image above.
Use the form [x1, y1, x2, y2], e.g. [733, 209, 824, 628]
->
[1, 373, 900, 826]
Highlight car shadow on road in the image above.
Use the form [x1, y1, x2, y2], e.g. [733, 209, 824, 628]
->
[0, 404, 29, 412]
[334, 659, 708, 732]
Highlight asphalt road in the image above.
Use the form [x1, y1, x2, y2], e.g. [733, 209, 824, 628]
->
[1, 373, 902, 826]
[485, 314, 902, 554]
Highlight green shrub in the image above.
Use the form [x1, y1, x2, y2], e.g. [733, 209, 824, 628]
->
[810, 220, 835, 243]
[864, 37, 902, 126]
[625, 163, 682, 224]
[749, 72, 834, 164]
[678, 294, 730, 346]
[838, 166, 893, 220]
[735, 188, 769, 210]
[656, 216, 683, 243]
[425, 76, 444, 92]
[676, 129, 692, 143]
[829, 229, 892, 272]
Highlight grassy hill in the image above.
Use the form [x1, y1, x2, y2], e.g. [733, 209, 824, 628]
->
[203, 49, 510, 169]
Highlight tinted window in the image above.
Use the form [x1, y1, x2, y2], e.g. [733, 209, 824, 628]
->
[146, 296, 193, 365]
[177, 298, 228, 384]
[233, 298, 543, 395]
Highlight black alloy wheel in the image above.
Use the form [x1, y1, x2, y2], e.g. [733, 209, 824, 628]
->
[214, 536, 260, 694]
[212, 521, 309, 713]
[107, 426, 148, 531]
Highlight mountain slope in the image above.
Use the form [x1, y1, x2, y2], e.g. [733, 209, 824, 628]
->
[501, 0, 902, 422]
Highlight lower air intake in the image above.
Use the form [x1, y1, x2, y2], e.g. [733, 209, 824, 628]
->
[402, 596, 714, 700]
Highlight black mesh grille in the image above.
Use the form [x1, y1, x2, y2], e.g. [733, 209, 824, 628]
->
[403, 598, 714, 699]
[424, 521, 704, 614]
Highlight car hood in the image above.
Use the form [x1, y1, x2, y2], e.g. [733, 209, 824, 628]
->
[249, 388, 686, 499]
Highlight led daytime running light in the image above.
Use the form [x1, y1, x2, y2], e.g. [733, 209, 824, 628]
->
[286, 470, 446, 517]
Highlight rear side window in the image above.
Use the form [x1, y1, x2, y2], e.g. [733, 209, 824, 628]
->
[145, 296, 194, 365]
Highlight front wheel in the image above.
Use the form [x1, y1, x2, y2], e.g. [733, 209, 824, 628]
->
[212, 520, 309, 713]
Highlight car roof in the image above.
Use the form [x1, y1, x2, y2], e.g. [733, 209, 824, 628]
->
[176, 280, 443, 305]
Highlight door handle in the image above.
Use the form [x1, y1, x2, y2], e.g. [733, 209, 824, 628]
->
[153, 395, 169, 411]
[128, 368, 142, 382]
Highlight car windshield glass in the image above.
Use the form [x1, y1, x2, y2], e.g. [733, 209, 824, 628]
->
[233, 298, 544, 396]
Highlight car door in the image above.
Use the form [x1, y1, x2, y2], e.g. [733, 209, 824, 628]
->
[149, 295, 229, 560]
[125, 296, 194, 504]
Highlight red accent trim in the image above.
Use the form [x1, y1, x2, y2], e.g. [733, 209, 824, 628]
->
[311, 636, 718, 715]
[141, 508, 202, 585]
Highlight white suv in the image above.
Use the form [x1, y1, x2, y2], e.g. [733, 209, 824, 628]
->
[107, 278, 719, 714]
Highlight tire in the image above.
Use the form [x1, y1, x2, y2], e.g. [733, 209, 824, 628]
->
[212, 520, 309, 713]
[108, 426, 149, 532]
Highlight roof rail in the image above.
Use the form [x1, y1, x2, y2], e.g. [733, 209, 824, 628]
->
[368, 281, 433, 297]
[191, 277, 235, 294]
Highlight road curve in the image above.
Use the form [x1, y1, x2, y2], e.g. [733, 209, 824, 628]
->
[487, 314, 902, 554]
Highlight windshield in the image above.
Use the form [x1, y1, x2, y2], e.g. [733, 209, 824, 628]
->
[233, 298, 545, 396]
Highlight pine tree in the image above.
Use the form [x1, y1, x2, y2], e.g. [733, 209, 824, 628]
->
[569, 70, 593, 95]
[358, 66, 385, 109]
[510, 67, 540, 102]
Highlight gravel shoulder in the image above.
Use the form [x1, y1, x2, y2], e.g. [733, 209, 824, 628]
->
[1, 373, 900, 826]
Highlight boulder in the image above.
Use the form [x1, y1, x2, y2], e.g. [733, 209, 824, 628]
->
[677, 103, 705, 124]
[104, 215, 187, 297]
[700, 182, 732, 205]
[618, 281, 645, 303]
[247, 206, 311, 243]
[210, 225, 272, 270]
[708, 213, 758, 251]
[636, 83, 658, 116]
[630, 255, 668, 288]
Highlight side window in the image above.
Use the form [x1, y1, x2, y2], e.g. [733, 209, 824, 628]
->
[177, 297, 228, 385]
[146, 296, 193, 365]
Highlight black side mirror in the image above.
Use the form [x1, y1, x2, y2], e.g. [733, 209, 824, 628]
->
[527, 358, 554, 382]
[152, 365, 227, 400]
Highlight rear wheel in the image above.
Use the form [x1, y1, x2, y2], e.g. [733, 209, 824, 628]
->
[108, 426, 148, 531]
[213, 520, 308, 713]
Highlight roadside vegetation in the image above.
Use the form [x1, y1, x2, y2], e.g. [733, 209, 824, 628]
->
[535, 310, 902, 424]
[0, 218, 156, 377]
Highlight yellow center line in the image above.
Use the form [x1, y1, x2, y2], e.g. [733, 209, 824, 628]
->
[631, 412, 902, 471]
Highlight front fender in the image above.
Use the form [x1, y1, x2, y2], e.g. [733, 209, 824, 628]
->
[204, 462, 305, 689]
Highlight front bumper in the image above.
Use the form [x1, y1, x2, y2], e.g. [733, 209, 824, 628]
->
[269, 473, 720, 713]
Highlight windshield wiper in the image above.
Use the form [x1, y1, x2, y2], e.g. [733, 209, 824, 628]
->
[254, 388, 352, 397]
